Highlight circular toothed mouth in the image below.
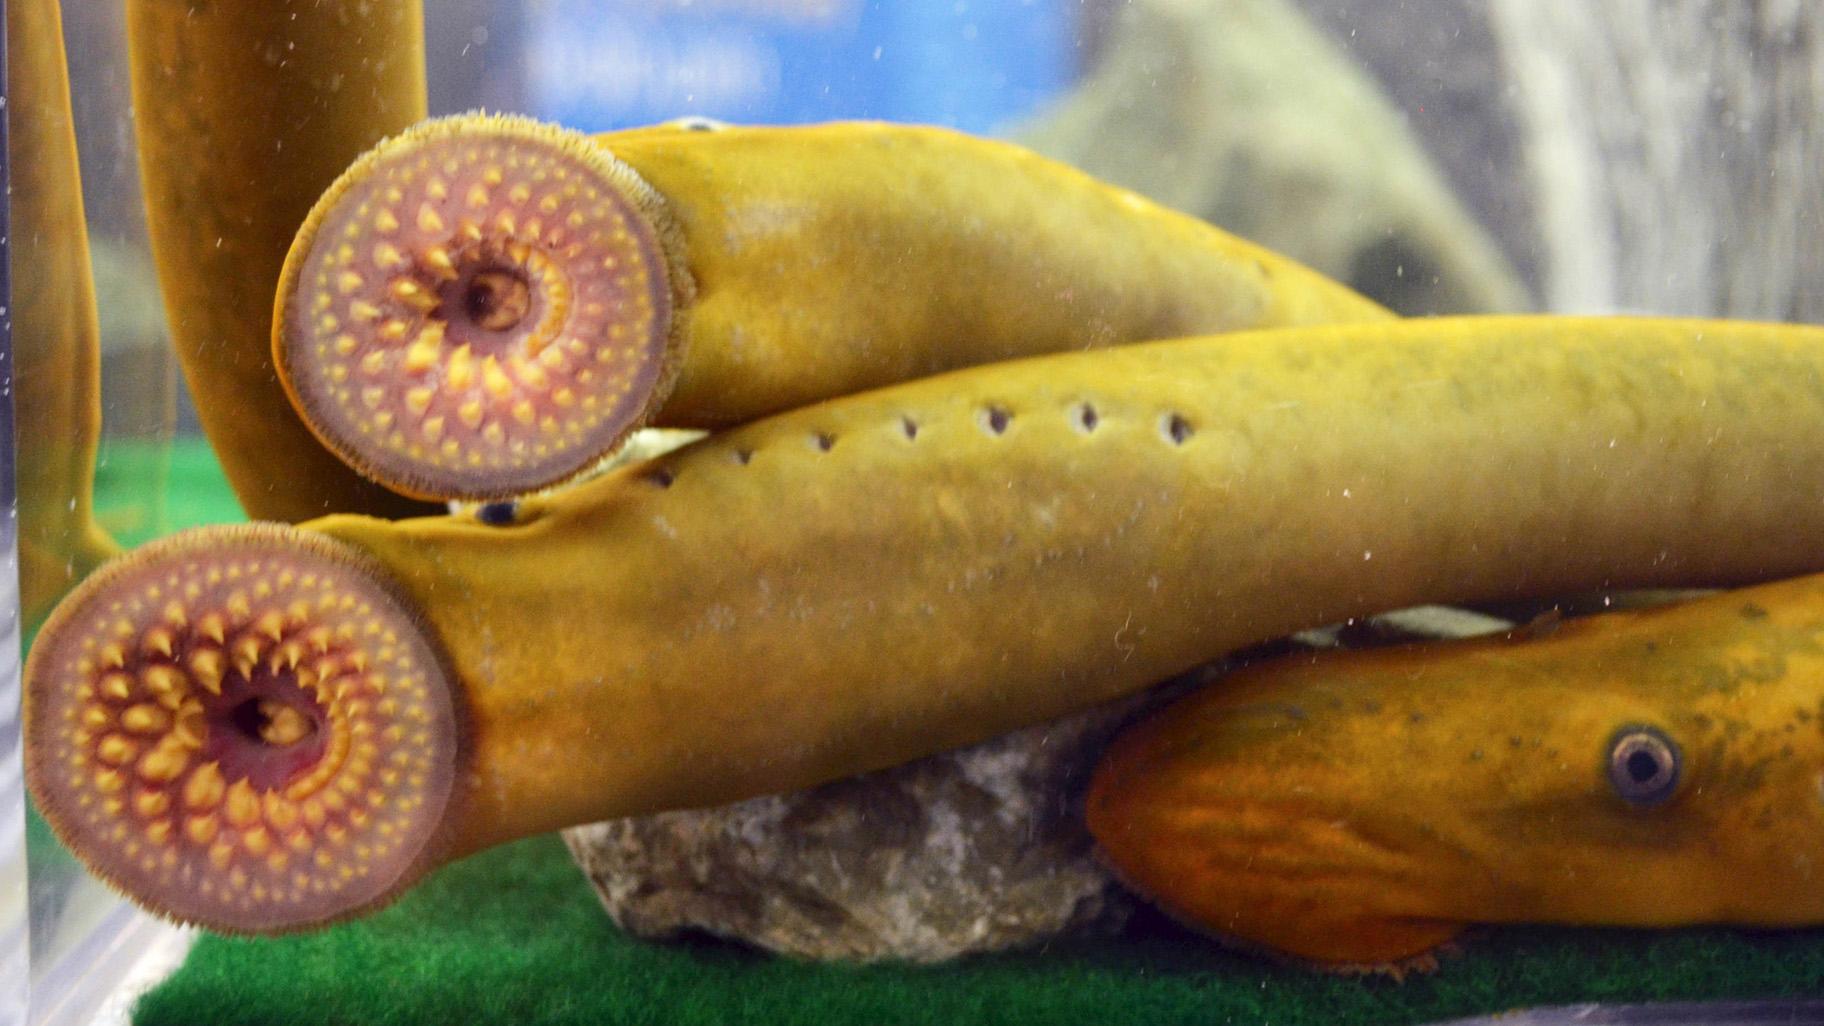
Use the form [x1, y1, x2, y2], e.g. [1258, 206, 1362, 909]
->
[24, 525, 459, 933]
[277, 114, 684, 501]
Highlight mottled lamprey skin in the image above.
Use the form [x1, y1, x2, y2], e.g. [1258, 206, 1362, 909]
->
[30, 316, 1824, 934]
[274, 114, 1391, 501]
[127, 0, 441, 523]
[1088, 577, 1824, 972]
[11, 0, 119, 627]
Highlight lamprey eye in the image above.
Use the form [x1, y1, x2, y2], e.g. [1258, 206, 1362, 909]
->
[1607, 725, 1681, 807]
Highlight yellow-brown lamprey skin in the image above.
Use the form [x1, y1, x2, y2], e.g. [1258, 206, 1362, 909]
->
[30, 314, 1824, 934]
[11, 0, 120, 627]
[127, 0, 441, 523]
[273, 114, 1392, 502]
[1088, 576, 1824, 972]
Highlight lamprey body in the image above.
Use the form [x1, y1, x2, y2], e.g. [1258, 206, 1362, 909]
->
[274, 114, 1390, 501]
[1089, 576, 1824, 971]
[128, 0, 440, 522]
[29, 316, 1824, 933]
[12, 0, 119, 626]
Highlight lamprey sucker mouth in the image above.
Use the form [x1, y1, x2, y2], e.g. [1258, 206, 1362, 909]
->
[24, 524, 461, 933]
[275, 114, 684, 502]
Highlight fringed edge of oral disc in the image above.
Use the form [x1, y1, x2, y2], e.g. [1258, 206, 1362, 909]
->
[274, 111, 696, 502]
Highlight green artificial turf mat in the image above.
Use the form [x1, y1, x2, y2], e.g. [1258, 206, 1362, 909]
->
[68, 437, 1824, 1025]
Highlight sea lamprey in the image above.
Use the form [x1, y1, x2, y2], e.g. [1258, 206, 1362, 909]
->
[127, 0, 439, 523]
[273, 114, 1391, 501]
[28, 315, 1824, 934]
[1087, 576, 1824, 971]
[12, 0, 119, 626]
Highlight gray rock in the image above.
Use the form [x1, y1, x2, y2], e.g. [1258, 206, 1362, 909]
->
[561, 682, 1191, 963]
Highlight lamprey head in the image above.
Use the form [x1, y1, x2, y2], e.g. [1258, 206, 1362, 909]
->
[1088, 590, 1824, 970]
[275, 112, 691, 501]
[25, 524, 461, 933]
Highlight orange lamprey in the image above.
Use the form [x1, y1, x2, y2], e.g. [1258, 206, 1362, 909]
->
[25, 526, 459, 932]
[275, 114, 1391, 501]
[275, 116, 689, 502]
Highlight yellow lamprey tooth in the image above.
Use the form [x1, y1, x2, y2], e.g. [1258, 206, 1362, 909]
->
[208, 842, 234, 870]
[423, 245, 456, 278]
[100, 643, 127, 669]
[515, 360, 549, 391]
[254, 609, 286, 641]
[302, 798, 327, 828]
[441, 440, 462, 459]
[225, 779, 261, 828]
[540, 416, 560, 436]
[186, 762, 226, 810]
[95, 769, 126, 795]
[137, 742, 189, 784]
[142, 627, 174, 658]
[373, 242, 406, 270]
[267, 851, 291, 874]
[458, 219, 484, 242]
[81, 706, 114, 730]
[277, 640, 306, 670]
[378, 320, 409, 342]
[162, 601, 188, 627]
[421, 417, 445, 444]
[306, 626, 334, 654]
[362, 387, 387, 410]
[390, 277, 431, 306]
[449, 399, 482, 430]
[405, 388, 435, 416]
[233, 635, 265, 672]
[375, 209, 400, 233]
[146, 821, 173, 846]
[288, 832, 312, 855]
[172, 702, 208, 750]
[495, 211, 517, 235]
[415, 202, 444, 234]
[360, 351, 388, 376]
[426, 177, 448, 200]
[225, 590, 252, 619]
[482, 356, 512, 398]
[242, 827, 272, 857]
[482, 423, 505, 446]
[404, 324, 445, 374]
[508, 400, 536, 426]
[189, 649, 224, 695]
[349, 300, 381, 321]
[374, 411, 396, 432]
[97, 735, 138, 766]
[142, 665, 186, 700]
[336, 270, 364, 295]
[134, 789, 170, 819]
[466, 184, 489, 209]
[481, 166, 504, 186]
[121, 704, 169, 734]
[186, 815, 219, 845]
[100, 672, 134, 701]
[334, 334, 360, 356]
[552, 388, 576, 408]
[508, 183, 530, 205]
[538, 194, 559, 214]
[446, 343, 474, 391]
[264, 793, 300, 832]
